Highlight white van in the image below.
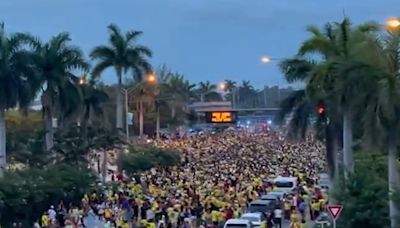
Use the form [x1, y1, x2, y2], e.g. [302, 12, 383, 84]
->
[223, 219, 253, 228]
[273, 176, 297, 193]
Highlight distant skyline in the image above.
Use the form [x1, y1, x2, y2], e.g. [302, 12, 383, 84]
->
[0, 0, 399, 88]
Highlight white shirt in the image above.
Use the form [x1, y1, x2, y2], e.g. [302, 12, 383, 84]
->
[48, 209, 56, 220]
[147, 209, 155, 220]
[274, 209, 283, 218]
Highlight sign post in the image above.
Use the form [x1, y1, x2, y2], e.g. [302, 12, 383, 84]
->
[326, 205, 343, 228]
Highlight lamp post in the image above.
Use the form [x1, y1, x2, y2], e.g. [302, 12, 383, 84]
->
[121, 86, 139, 141]
[123, 73, 157, 140]
[261, 56, 284, 104]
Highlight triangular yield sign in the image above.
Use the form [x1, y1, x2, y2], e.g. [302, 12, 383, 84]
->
[327, 205, 343, 220]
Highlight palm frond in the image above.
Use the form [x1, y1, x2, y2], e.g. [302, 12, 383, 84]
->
[276, 89, 307, 124]
[279, 58, 315, 83]
[90, 45, 116, 60]
[91, 59, 113, 78]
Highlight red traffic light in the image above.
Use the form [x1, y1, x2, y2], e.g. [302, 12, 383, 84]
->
[317, 104, 325, 115]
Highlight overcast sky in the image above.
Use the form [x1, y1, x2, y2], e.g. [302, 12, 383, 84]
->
[0, 0, 399, 88]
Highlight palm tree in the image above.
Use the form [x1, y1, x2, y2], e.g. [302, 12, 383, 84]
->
[224, 80, 237, 106]
[79, 76, 109, 126]
[224, 80, 237, 92]
[0, 23, 37, 176]
[278, 58, 341, 184]
[362, 29, 400, 228]
[296, 18, 379, 176]
[90, 24, 152, 131]
[163, 73, 196, 118]
[31, 33, 89, 151]
[129, 81, 159, 136]
[197, 81, 221, 102]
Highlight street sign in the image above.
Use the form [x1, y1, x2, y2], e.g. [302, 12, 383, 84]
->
[127, 112, 134, 125]
[327, 204, 343, 220]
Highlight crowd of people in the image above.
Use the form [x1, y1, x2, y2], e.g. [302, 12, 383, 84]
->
[37, 130, 328, 228]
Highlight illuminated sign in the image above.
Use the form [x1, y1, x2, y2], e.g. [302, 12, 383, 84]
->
[205, 111, 237, 123]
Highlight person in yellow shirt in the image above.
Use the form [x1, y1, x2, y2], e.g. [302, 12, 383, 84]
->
[202, 209, 212, 225]
[300, 219, 307, 228]
[311, 200, 320, 220]
[290, 209, 299, 224]
[104, 207, 113, 221]
[211, 209, 219, 226]
[119, 219, 130, 228]
[146, 220, 157, 228]
[217, 209, 225, 224]
[41, 213, 49, 228]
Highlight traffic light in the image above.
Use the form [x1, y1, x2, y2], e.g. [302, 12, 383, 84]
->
[317, 103, 325, 115]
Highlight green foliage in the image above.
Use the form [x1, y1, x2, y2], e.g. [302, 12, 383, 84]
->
[52, 125, 122, 165]
[333, 153, 389, 228]
[122, 146, 180, 175]
[6, 111, 44, 163]
[0, 164, 97, 226]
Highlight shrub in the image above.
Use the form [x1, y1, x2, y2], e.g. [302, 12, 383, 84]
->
[333, 153, 389, 228]
[0, 164, 97, 226]
[122, 146, 180, 175]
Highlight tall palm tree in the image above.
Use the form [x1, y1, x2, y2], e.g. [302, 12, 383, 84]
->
[90, 24, 152, 131]
[224, 80, 237, 106]
[164, 74, 196, 118]
[296, 18, 379, 176]
[224, 80, 237, 92]
[129, 81, 159, 136]
[362, 29, 400, 228]
[238, 80, 257, 107]
[31, 33, 89, 151]
[278, 58, 342, 183]
[79, 76, 109, 126]
[197, 81, 220, 102]
[0, 23, 37, 176]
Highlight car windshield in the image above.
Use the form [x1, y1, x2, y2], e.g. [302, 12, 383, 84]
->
[225, 225, 248, 228]
[241, 216, 260, 222]
[275, 181, 294, 188]
[249, 204, 268, 212]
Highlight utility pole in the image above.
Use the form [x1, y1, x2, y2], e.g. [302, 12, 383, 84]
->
[124, 89, 129, 141]
[263, 86, 267, 107]
[156, 102, 160, 140]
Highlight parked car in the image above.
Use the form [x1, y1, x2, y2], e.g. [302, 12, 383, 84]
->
[273, 176, 297, 193]
[223, 219, 253, 228]
[262, 191, 287, 201]
[240, 212, 267, 227]
[247, 199, 276, 215]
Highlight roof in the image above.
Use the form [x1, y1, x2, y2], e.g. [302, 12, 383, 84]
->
[250, 199, 272, 205]
[225, 219, 251, 224]
[260, 194, 278, 200]
[274, 176, 297, 181]
[241, 212, 262, 218]
[268, 191, 285, 194]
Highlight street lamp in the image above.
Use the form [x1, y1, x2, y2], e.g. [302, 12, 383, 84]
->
[219, 82, 226, 90]
[261, 55, 285, 105]
[147, 72, 157, 83]
[261, 56, 271, 63]
[124, 73, 157, 140]
[386, 17, 400, 31]
[79, 77, 85, 85]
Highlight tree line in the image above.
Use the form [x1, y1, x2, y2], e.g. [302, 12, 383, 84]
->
[0, 22, 283, 176]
